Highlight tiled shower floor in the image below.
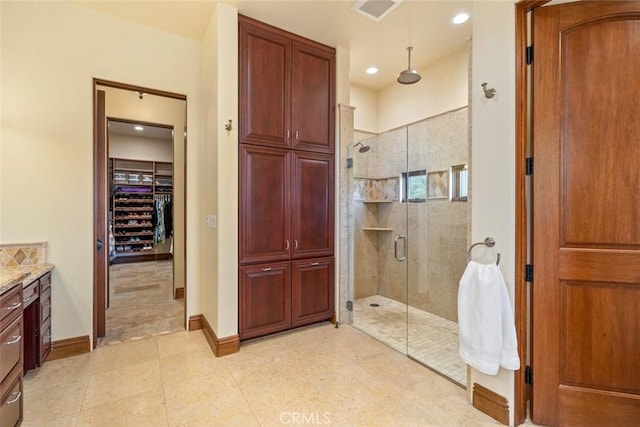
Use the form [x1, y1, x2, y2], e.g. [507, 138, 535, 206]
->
[353, 295, 466, 387]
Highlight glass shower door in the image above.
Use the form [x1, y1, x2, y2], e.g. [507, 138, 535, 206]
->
[406, 108, 470, 387]
[349, 128, 409, 355]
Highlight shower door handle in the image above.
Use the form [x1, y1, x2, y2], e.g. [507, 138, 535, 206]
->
[394, 235, 407, 262]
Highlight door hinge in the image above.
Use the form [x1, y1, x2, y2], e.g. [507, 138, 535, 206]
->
[346, 300, 353, 312]
[525, 365, 533, 385]
[526, 157, 533, 175]
[526, 45, 534, 65]
[525, 264, 533, 283]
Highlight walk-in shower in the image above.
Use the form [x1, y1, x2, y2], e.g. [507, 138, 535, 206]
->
[346, 107, 470, 387]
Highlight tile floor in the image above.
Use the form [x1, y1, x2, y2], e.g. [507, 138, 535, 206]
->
[23, 323, 503, 426]
[102, 260, 184, 345]
[353, 295, 466, 386]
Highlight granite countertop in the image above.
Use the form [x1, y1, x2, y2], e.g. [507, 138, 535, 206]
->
[0, 264, 54, 295]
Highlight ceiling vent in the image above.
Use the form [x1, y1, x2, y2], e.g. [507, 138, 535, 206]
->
[350, 0, 404, 22]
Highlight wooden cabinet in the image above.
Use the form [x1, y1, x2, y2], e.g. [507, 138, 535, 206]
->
[0, 285, 23, 427]
[239, 257, 334, 339]
[239, 146, 334, 265]
[292, 257, 334, 328]
[23, 272, 52, 373]
[238, 15, 335, 341]
[239, 15, 335, 154]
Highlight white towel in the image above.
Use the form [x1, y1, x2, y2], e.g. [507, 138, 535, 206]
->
[458, 261, 520, 375]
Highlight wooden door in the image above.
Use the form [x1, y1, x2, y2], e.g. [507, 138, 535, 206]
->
[532, 2, 640, 425]
[238, 16, 291, 149]
[93, 88, 107, 344]
[291, 151, 334, 260]
[291, 257, 334, 327]
[239, 261, 291, 340]
[291, 41, 335, 154]
[239, 145, 291, 264]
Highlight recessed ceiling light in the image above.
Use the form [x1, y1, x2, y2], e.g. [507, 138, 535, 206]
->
[134, 125, 144, 131]
[453, 12, 470, 25]
[366, 67, 379, 75]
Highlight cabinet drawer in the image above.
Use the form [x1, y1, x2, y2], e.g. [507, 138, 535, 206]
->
[0, 286, 22, 326]
[39, 318, 51, 364]
[40, 287, 51, 324]
[0, 316, 22, 383]
[39, 272, 51, 292]
[0, 369, 23, 427]
[22, 281, 38, 308]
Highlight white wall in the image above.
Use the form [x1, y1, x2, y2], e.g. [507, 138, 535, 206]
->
[378, 47, 469, 132]
[200, 3, 239, 338]
[350, 84, 378, 132]
[470, 1, 517, 425]
[0, 1, 202, 343]
[109, 135, 173, 163]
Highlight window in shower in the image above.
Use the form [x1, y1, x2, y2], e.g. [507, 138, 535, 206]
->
[450, 164, 469, 202]
[401, 169, 427, 203]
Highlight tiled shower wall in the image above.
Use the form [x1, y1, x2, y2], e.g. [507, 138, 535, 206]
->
[351, 107, 469, 322]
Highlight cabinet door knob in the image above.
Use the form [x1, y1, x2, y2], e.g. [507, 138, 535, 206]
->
[285, 240, 290, 250]
[261, 267, 272, 272]
[311, 262, 319, 266]
[285, 130, 290, 140]
[295, 131, 299, 141]
[294, 240, 298, 249]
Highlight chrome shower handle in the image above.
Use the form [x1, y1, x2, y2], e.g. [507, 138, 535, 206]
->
[394, 235, 407, 262]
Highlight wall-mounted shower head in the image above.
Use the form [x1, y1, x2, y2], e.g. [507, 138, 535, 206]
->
[354, 142, 371, 153]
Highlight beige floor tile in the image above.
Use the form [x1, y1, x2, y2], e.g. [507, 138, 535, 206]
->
[82, 358, 163, 409]
[21, 414, 80, 427]
[156, 329, 208, 359]
[167, 401, 260, 427]
[91, 336, 159, 374]
[78, 389, 168, 426]
[23, 379, 87, 423]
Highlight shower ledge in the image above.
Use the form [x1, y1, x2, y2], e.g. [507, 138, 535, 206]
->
[362, 227, 393, 231]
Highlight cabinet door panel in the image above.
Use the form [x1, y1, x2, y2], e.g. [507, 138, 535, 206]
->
[292, 152, 334, 259]
[239, 18, 291, 148]
[292, 257, 334, 327]
[239, 261, 291, 340]
[239, 145, 291, 264]
[291, 42, 335, 154]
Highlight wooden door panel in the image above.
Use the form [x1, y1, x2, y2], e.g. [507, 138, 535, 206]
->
[291, 257, 334, 327]
[532, 3, 640, 425]
[561, 282, 639, 392]
[239, 261, 291, 340]
[239, 145, 291, 264]
[239, 17, 291, 148]
[291, 152, 334, 259]
[291, 42, 335, 154]
[561, 18, 640, 247]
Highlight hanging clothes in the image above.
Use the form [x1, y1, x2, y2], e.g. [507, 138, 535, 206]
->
[155, 197, 166, 244]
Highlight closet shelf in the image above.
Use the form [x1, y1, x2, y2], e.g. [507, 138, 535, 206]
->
[362, 227, 393, 231]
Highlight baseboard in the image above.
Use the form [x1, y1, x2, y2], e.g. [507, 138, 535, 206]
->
[46, 335, 91, 362]
[200, 315, 239, 357]
[188, 314, 203, 331]
[174, 287, 184, 299]
[472, 383, 510, 425]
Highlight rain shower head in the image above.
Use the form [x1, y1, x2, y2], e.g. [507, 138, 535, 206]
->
[354, 142, 371, 153]
[397, 46, 421, 85]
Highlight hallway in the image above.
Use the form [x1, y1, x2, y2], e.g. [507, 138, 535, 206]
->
[101, 260, 183, 345]
[23, 323, 501, 426]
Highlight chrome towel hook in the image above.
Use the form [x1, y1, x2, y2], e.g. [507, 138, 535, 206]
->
[467, 237, 501, 265]
[481, 82, 496, 99]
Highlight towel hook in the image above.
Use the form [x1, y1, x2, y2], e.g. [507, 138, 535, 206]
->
[467, 237, 501, 265]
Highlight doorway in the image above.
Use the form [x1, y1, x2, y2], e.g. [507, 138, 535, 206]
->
[93, 79, 187, 347]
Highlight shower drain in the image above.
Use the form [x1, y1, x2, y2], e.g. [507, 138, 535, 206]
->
[369, 303, 380, 307]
